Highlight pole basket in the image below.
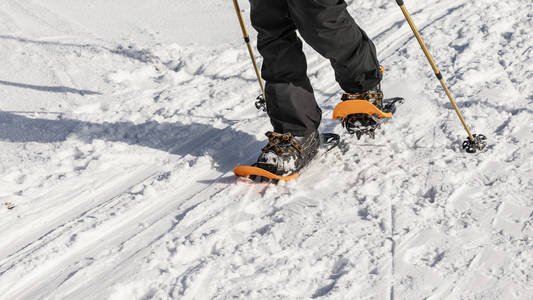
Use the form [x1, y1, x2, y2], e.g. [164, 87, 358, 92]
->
[462, 134, 487, 153]
[255, 94, 267, 112]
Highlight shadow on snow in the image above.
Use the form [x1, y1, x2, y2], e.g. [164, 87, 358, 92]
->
[0, 80, 101, 95]
[0, 111, 262, 173]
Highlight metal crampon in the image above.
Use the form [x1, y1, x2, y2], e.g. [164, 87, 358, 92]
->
[343, 113, 381, 140]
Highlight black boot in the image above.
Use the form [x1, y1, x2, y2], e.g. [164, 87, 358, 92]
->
[255, 130, 320, 176]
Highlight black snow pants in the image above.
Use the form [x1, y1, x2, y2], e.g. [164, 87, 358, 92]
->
[250, 0, 381, 136]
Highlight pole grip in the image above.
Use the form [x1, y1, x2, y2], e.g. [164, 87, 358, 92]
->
[396, 0, 404, 6]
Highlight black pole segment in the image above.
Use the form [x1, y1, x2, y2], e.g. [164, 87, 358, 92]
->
[396, 0, 404, 6]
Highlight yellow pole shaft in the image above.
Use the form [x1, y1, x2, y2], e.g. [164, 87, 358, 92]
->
[399, 4, 475, 141]
[232, 0, 266, 101]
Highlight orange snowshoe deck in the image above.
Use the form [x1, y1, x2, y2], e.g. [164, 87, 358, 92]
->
[234, 166, 299, 181]
[332, 100, 392, 121]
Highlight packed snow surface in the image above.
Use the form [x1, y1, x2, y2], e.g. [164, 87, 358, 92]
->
[0, 0, 532, 299]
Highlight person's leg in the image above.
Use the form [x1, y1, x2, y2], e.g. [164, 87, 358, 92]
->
[250, 0, 322, 136]
[287, 0, 381, 94]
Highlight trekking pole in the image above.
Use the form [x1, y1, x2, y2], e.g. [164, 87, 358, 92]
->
[232, 0, 267, 111]
[394, 0, 487, 153]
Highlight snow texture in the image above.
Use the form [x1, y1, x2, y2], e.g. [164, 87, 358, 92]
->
[0, 0, 532, 299]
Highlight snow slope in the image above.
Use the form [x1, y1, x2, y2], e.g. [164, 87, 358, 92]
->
[0, 0, 532, 299]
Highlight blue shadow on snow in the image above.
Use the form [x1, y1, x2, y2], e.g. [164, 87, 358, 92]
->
[0, 111, 262, 173]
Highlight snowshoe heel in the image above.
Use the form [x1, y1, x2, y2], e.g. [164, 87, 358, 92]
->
[334, 90, 404, 139]
[234, 166, 299, 181]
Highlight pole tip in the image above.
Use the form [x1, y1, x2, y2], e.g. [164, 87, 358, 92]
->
[462, 134, 487, 153]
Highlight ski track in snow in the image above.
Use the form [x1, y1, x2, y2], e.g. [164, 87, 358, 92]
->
[0, 0, 532, 299]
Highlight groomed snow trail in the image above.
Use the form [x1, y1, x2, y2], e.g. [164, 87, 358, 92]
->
[0, 0, 531, 299]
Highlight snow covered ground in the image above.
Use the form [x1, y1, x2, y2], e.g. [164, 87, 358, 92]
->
[0, 0, 531, 299]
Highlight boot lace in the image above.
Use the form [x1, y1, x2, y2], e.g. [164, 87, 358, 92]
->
[262, 132, 303, 155]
